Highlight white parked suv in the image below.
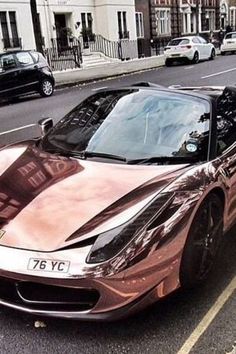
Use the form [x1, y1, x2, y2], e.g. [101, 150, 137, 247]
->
[164, 36, 215, 66]
[221, 32, 236, 55]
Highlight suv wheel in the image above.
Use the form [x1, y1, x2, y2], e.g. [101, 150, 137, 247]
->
[39, 79, 54, 97]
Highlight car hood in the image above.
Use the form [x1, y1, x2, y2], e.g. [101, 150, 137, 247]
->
[0, 143, 192, 252]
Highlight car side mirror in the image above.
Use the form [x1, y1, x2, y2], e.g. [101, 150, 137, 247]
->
[38, 117, 53, 136]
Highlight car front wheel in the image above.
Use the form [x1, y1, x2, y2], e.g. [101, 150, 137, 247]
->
[39, 79, 54, 97]
[180, 193, 223, 288]
[165, 59, 173, 67]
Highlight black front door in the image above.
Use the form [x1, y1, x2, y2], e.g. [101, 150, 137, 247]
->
[55, 14, 68, 49]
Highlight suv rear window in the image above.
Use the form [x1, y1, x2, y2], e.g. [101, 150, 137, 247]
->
[168, 39, 189, 46]
[225, 33, 236, 39]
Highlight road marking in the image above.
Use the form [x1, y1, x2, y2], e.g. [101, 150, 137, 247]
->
[201, 68, 236, 79]
[177, 276, 236, 354]
[185, 66, 194, 70]
[0, 124, 36, 136]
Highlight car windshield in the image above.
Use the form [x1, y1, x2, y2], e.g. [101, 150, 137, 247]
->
[41, 89, 211, 163]
[168, 39, 190, 46]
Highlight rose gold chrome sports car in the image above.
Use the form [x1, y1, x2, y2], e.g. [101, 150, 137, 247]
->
[0, 83, 235, 320]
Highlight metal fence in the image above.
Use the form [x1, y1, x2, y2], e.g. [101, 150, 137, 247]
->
[44, 38, 82, 71]
[79, 35, 138, 60]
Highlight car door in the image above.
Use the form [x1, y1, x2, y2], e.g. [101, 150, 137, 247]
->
[192, 37, 204, 58]
[0, 53, 19, 98]
[14, 51, 40, 94]
[198, 36, 211, 58]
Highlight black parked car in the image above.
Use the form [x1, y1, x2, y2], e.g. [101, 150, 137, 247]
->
[0, 50, 55, 101]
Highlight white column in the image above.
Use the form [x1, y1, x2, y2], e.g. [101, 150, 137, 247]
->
[187, 13, 191, 33]
[198, 12, 202, 32]
[183, 13, 186, 33]
[193, 13, 196, 33]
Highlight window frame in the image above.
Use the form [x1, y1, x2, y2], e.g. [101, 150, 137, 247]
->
[135, 12, 144, 38]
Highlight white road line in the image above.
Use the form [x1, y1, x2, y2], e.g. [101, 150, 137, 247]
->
[0, 124, 36, 136]
[177, 276, 236, 354]
[201, 68, 236, 79]
[185, 66, 194, 70]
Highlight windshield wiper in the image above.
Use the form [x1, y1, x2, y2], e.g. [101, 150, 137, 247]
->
[45, 148, 127, 162]
[127, 156, 198, 165]
[82, 151, 127, 162]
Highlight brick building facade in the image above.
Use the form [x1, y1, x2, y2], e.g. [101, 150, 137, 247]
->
[135, 0, 221, 41]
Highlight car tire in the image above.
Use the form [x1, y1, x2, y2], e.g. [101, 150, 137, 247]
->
[180, 193, 223, 288]
[191, 51, 199, 64]
[221, 51, 226, 56]
[39, 79, 54, 97]
[165, 59, 172, 67]
[209, 48, 216, 60]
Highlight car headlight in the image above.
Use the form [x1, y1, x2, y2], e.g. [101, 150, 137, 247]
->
[86, 192, 175, 264]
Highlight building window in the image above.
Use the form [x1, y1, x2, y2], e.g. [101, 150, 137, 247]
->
[81, 12, 93, 33]
[118, 11, 129, 39]
[230, 8, 236, 27]
[205, 10, 215, 31]
[135, 12, 144, 38]
[155, 8, 171, 35]
[0, 11, 20, 48]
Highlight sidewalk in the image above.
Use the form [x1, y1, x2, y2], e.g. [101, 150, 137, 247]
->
[54, 55, 165, 88]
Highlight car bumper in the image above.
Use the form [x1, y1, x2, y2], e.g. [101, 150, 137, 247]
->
[0, 275, 166, 321]
[0, 235, 184, 320]
[164, 49, 195, 61]
[221, 44, 236, 52]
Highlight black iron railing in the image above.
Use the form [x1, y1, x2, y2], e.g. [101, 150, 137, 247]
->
[82, 35, 119, 59]
[44, 38, 82, 71]
[2, 37, 22, 49]
[79, 34, 138, 60]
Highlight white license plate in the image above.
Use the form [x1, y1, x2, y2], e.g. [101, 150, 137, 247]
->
[28, 258, 70, 273]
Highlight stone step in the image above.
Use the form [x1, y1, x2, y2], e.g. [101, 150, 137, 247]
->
[82, 53, 113, 68]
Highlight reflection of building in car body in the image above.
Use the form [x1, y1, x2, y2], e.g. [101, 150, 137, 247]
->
[0, 146, 81, 225]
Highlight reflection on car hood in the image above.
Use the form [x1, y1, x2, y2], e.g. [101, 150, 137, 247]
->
[0, 143, 192, 251]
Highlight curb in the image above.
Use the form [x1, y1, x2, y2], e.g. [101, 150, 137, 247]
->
[55, 66, 163, 90]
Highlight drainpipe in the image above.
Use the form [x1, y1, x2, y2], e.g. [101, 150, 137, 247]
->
[176, 0, 180, 37]
[196, 0, 199, 34]
[30, 0, 43, 52]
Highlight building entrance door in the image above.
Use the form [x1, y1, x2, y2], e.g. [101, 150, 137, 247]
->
[54, 14, 68, 48]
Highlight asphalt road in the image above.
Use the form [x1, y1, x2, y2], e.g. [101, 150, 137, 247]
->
[0, 54, 235, 354]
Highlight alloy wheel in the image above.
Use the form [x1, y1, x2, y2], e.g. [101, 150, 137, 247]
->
[42, 80, 53, 96]
[191, 199, 223, 281]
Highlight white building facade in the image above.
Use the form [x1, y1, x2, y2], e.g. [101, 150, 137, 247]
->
[0, 0, 137, 53]
[0, 0, 36, 52]
[37, 0, 137, 48]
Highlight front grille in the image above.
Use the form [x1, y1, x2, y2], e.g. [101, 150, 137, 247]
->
[0, 278, 100, 311]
